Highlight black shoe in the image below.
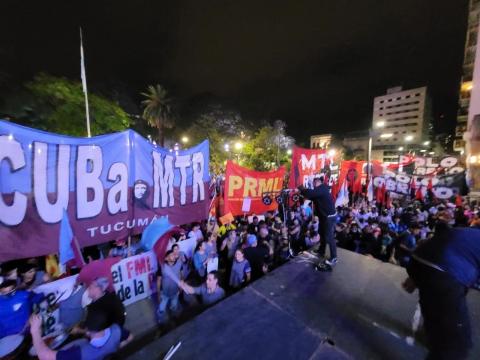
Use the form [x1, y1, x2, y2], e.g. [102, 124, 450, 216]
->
[314, 263, 332, 272]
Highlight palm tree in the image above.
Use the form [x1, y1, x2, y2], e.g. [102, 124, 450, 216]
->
[141, 84, 174, 146]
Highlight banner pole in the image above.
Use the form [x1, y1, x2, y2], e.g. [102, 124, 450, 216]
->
[80, 27, 91, 137]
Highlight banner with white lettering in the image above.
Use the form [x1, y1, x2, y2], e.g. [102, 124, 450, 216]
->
[371, 155, 468, 199]
[34, 275, 79, 335]
[0, 120, 210, 261]
[288, 145, 338, 189]
[111, 251, 158, 306]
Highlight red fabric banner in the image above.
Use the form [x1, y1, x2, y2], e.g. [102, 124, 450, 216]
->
[338, 161, 364, 194]
[288, 146, 331, 188]
[224, 161, 285, 216]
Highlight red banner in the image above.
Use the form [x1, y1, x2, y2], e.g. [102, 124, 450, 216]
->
[338, 160, 364, 194]
[224, 161, 285, 216]
[288, 146, 333, 188]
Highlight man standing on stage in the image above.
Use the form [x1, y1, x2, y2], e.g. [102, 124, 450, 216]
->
[403, 213, 480, 360]
[298, 176, 337, 266]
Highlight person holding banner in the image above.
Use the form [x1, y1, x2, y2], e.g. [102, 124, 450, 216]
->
[298, 176, 338, 267]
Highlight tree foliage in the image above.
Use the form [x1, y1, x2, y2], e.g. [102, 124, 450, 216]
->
[141, 84, 175, 146]
[1, 73, 130, 136]
[242, 120, 294, 171]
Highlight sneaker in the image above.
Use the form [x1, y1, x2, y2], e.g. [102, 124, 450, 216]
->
[325, 258, 338, 266]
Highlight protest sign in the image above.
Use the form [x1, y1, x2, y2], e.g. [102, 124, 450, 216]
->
[288, 146, 338, 188]
[224, 161, 285, 216]
[177, 237, 197, 259]
[219, 212, 234, 225]
[0, 120, 210, 261]
[34, 275, 78, 335]
[111, 251, 158, 306]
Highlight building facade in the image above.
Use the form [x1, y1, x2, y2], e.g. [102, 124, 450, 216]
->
[310, 134, 332, 149]
[454, 0, 480, 153]
[371, 86, 432, 163]
[342, 131, 369, 160]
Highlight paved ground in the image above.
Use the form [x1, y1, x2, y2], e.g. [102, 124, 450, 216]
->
[122, 249, 480, 359]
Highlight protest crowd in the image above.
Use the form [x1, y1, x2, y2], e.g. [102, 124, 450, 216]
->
[0, 121, 478, 359]
[1, 181, 479, 359]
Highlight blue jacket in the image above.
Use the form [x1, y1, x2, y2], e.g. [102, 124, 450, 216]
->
[0, 290, 44, 337]
[415, 225, 480, 287]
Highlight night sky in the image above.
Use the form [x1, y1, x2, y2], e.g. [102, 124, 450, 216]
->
[0, 0, 470, 143]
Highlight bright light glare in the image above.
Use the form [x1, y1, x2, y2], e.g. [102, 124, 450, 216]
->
[398, 146, 404, 151]
[286, 149, 292, 155]
[423, 141, 430, 146]
[328, 149, 336, 157]
[380, 133, 393, 138]
[181, 136, 189, 143]
[405, 135, 414, 142]
[234, 142, 243, 150]
[376, 121, 385, 128]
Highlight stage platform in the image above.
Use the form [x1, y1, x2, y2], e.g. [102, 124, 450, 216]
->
[124, 248, 480, 360]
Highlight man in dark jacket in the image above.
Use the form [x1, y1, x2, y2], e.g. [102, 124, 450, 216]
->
[298, 176, 337, 265]
[403, 219, 480, 360]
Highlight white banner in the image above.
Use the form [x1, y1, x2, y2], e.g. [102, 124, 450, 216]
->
[177, 237, 197, 259]
[111, 251, 158, 306]
[34, 275, 79, 335]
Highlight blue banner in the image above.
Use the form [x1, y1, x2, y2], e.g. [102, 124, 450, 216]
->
[0, 120, 210, 261]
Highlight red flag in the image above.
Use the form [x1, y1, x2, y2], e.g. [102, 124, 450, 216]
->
[455, 194, 463, 207]
[415, 187, 424, 201]
[376, 184, 384, 204]
[427, 178, 433, 191]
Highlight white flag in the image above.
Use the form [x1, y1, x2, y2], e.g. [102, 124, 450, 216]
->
[367, 179, 374, 202]
[335, 181, 349, 207]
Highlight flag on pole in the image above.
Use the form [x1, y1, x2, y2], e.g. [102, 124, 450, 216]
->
[335, 181, 349, 207]
[59, 209, 84, 268]
[367, 178, 374, 202]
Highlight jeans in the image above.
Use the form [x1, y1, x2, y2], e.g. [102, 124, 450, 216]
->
[157, 292, 179, 315]
[318, 216, 337, 259]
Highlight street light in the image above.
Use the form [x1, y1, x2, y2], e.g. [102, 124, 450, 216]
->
[405, 135, 414, 142]
[181, 136, 189, 144]
[234, 142, 243, 150]
[423, 141, 430, 146]
[398, 146, 404, 151]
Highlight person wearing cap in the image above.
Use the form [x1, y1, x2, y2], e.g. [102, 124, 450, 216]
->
[298, 176, 338, 266]
[30, 308, 122, 360]
[402, 212, 480, 360]
[243, 234, 270, 280]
